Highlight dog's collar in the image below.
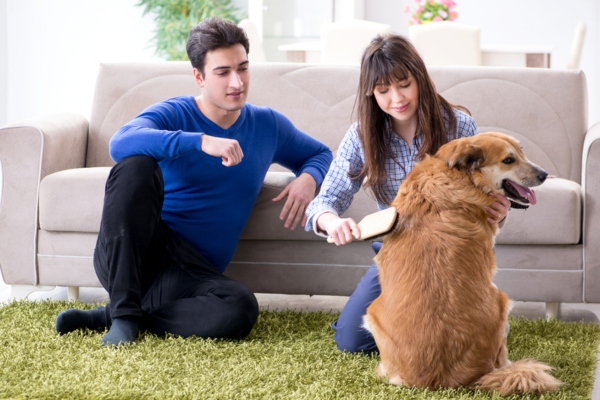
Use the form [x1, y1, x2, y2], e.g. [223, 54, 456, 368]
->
[509, 200, 529, 210]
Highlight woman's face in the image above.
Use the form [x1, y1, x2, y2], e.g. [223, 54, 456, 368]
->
[373, 74, 419, 126]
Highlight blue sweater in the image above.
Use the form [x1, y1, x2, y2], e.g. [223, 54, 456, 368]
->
[110, 96, 332, 272]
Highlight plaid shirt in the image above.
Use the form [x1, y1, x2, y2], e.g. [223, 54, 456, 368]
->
[306, 109, 478, 234]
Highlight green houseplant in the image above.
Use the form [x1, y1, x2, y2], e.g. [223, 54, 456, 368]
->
[137, 0, 243, 61]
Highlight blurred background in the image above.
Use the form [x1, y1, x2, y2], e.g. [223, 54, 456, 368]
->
[1, 0, 598, 127]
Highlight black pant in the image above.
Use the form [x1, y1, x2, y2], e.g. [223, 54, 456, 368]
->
[93, 156, 259, 339]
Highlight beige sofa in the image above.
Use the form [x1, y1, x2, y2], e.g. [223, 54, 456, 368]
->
[0, 62, 597, 319]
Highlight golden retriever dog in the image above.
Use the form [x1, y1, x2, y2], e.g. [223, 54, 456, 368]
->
[363, 132, 562, 395]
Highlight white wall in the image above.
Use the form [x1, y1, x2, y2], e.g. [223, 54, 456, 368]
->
[5, 0, 160, 123]
[0, 0, 7, 127]
[366, 0, 600, 127]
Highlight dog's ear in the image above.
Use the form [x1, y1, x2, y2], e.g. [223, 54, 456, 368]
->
[445, 143, 484, 172]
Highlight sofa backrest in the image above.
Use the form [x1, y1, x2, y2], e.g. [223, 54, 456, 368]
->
[429, 67, 588, 183]
[86, 62, 360, 168]
[88, 62, 588, 184]
[88, 62, 198, 167]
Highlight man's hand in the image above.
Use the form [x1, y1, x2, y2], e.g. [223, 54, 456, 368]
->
[272, 173, 317, 230]
[201, 134, 244, 167]
[487, 193, 511, 225]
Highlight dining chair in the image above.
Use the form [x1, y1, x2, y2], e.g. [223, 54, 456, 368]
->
[567, 22, 586, 70]
[408, 21, 482, 67]
[238, 19, 267, 62]
[320, 19, 392, 66]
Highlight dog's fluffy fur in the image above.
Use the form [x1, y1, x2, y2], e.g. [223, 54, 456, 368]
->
[363, 132, 562, 395]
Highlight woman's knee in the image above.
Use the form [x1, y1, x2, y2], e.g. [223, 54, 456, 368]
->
[333, 323, 378, 354]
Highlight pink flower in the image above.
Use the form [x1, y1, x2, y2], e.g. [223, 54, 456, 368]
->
[441, 0, 456, 7]
[408, 0, 458, 23]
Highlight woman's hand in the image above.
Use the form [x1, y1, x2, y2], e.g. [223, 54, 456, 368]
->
[487, 193, 511, 225]
[317, 212, 359, 246]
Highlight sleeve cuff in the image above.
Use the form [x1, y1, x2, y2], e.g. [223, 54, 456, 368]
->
[310, 209, 338, 237]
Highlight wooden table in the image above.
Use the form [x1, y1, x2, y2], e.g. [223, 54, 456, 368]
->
[278, 41, 553, 68]
[482, 45, 553, 68]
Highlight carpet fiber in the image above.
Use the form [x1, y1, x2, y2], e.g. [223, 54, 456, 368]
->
[0, 300, 598, 399]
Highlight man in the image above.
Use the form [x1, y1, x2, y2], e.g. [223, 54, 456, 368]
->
[55, 17, 332, 346]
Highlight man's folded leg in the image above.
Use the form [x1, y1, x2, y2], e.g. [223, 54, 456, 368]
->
[139, 263, 259, 340]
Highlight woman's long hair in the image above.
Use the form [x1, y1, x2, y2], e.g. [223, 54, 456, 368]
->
[352, 34, 467, 205]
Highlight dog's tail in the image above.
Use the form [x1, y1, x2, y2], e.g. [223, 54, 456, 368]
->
[474, 359, 563, 395]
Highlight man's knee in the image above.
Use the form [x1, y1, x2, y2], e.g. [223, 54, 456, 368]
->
[105, 155, 164, 209]
[108, 156, 162, 193]
[228, 289, 259, 339]
[114, 154, 158, 171]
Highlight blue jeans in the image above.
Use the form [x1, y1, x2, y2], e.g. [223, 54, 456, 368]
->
[332, 242, 382, 354]
[332, 242, 510, 353]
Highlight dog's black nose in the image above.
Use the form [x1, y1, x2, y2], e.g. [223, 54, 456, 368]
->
[538, 170, 548, 183]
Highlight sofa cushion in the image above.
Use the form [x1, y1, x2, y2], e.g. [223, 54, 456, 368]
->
[240, 172, 378, 241]
[38, 168, 581, 246]
[39, 167, 110, 233]
[37, 168, 370, 238]
[241, 175, 581, 245]
[496, 177, 581, 245]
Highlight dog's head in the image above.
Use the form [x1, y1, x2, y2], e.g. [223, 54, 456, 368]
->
[435, 132, 548, 209]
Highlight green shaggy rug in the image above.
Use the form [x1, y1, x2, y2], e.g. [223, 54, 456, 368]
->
[0, 300, 598, 400]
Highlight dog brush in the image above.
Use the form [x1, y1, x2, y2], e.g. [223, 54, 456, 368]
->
[327, 207, 398, 243]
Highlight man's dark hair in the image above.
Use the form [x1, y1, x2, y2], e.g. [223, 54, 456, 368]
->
[186, 17, 250, 76]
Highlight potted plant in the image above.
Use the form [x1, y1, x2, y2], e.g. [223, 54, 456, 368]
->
[405, 0, 458, 25]
[137, 0, 244, 61]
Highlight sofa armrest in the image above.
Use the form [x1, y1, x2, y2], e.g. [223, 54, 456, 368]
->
[0, 113, 89, 285]
[583, 122, 600, 301]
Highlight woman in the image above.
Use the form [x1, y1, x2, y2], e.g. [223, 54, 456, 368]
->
[305, 34, 510, 353]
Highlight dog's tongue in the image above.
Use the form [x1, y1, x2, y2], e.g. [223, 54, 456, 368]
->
[510, 180, 537, 205]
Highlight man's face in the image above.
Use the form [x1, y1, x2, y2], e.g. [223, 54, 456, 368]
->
[194, 44, 249, 113]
